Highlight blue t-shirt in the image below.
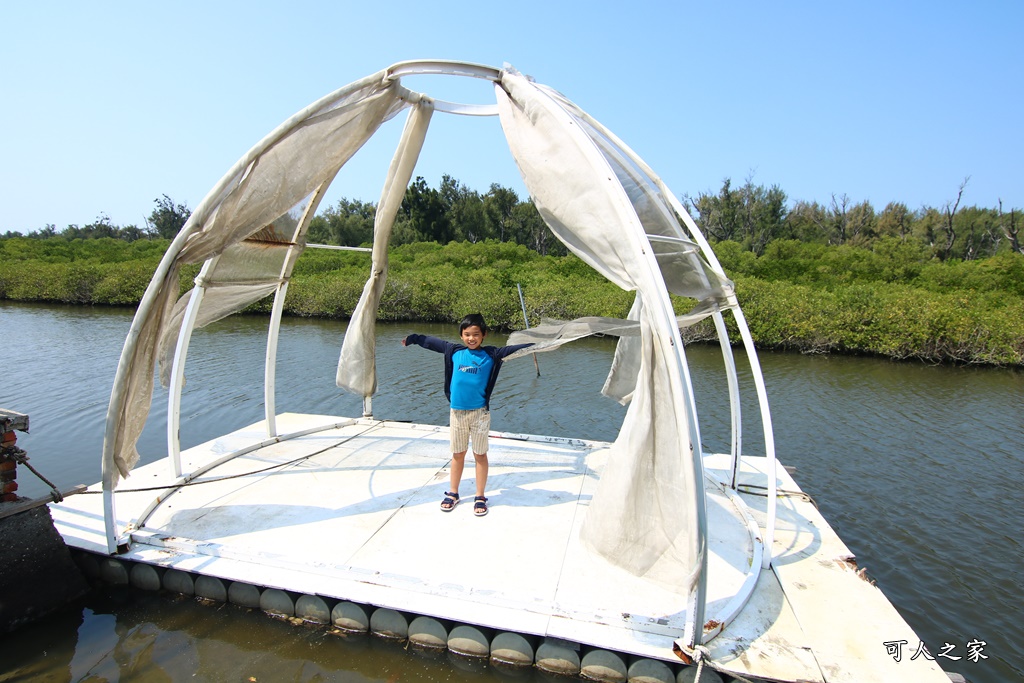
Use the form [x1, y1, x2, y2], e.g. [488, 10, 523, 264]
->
[449, 348, 494, 410]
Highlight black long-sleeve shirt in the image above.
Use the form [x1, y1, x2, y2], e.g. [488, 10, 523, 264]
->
[403, 334, 533, 410]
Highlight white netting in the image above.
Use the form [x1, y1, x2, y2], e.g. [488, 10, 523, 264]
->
[105, 70, 408, 482]
[496, 70, 701, 591]
[155, 201, 314, 387]
[536, 84, 733, 303]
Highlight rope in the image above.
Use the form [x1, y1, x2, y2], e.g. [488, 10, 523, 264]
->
[78, 421, 385, 495]
[692, 644, 710, 682]
[9, 449, 66, 503]
[690, 643, 758, 683]
[736, 482, 819, 509]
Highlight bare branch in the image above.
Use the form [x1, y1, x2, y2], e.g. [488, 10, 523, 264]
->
[1000, 198, 1024, 255]
[940, 177, 969, 260]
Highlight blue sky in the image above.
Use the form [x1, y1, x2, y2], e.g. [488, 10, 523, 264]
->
[2, 1, 1021, 233]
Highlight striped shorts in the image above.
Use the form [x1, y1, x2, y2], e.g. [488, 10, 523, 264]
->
[450, 407, 490, 455]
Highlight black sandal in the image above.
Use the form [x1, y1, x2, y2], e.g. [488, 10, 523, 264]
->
[440, 491, 459, 512]
[474, 496, 488, 517]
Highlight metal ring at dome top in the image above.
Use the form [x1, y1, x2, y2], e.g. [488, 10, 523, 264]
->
[387, 60, 503, 116]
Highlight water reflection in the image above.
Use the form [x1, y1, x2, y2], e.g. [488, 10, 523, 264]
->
[2, 586, 573, 682]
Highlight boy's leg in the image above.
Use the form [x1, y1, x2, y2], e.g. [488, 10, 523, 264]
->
[469, 408, 491, 499]
[446, 409, 471, 507]
[473, 452, 488, 497]
[450, 451, 467, 493]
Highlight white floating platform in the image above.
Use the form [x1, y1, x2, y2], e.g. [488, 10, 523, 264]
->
[51, 413, 948, 683]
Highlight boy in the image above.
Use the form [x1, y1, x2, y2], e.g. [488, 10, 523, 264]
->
[402, 313, 532, 516]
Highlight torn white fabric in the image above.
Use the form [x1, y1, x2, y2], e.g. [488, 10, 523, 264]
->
[505, 316, 641, 359]
[156, 231, 296, 387]
[496, 70, 702, 591]
[504, 301, 723, 362]
[584, 312, 702, 591]
[105, 70, 406, 483]
[337, 101, 434, 396]
[600, 296, 645, 405]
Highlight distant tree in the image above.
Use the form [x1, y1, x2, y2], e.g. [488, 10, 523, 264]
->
[939, 178, 968, 260]
[146, 195, 191, 239]
[686, 178, 742, 243]
[511, 200, 565, 255]
[305, 215, 332, 244]
[686, 176, 787, 254]
[823, 193, 852, 245]
[83, 213, 118, 239]
[783, 200, 829, 243]
[483, 184, 519, 242]
[118, 224, 147, 242]
[740, 180, 788, 255]
[999, 199, 1023, 255]
[311, 198, 375, 246]
[877, 202, 913, 241]
[845, 200, 878, 247]
[800, 193, 872, 246]
[955, 206, 1001, 261]
[442, 175, 487, 242]
[12, 224, 59, 239]
[399, 177, 452, 243]
[913, 207, 944, 254]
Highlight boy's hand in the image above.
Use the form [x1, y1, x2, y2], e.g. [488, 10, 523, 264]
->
[401, 337, 408, 346]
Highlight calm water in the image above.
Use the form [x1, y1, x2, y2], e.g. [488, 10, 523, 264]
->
[1, 301, 1021, 683]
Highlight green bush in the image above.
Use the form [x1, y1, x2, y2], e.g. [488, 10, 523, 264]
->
[2, 236, 1021, 366]
[92, 261, 158, 304]
[733, 276, 1024, 365]
[284, 271, 364, 317]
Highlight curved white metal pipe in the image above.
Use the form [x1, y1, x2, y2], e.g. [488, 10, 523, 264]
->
[385, 59, 502, 83]
[564, 108, 779, 568]
[101, 214, 207, 554]
[430, 100, 498, 116]
[683, 480, 764, 646]
[712, 310, 743, 488]
[264, 280, 289, 437]
[528, 79, 710, 646]
[387, 61, 504, 117]
[264, 175, 335, 437]
[168, 259, 217, 476]
[647, 270, 709, 649]
[730, 304, 777, 568]
[99, 67, 398, 554]
[101, 487, 119, 554]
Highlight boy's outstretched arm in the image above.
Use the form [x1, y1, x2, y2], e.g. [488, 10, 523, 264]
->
[402, 334, 450, 353]
[494, 342, 535, 360]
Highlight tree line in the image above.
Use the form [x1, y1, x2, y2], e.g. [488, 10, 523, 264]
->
[686, 175, 1023, 260]
[5, 176, 1023, 265]
[4, 171, 1023, 366]
[306, 175, 566, 256]
[302, 173, 1024, 262]
[2, 195, 191, 243]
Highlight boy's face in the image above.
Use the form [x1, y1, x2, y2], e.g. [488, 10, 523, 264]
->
[461, 325, 486, 350]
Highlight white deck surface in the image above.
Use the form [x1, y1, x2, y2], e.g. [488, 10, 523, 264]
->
[703, 456, 950, 683]
[51, 413, 949, 682]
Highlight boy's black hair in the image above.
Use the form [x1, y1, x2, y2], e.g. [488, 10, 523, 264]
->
[459, 313, 488, 334]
